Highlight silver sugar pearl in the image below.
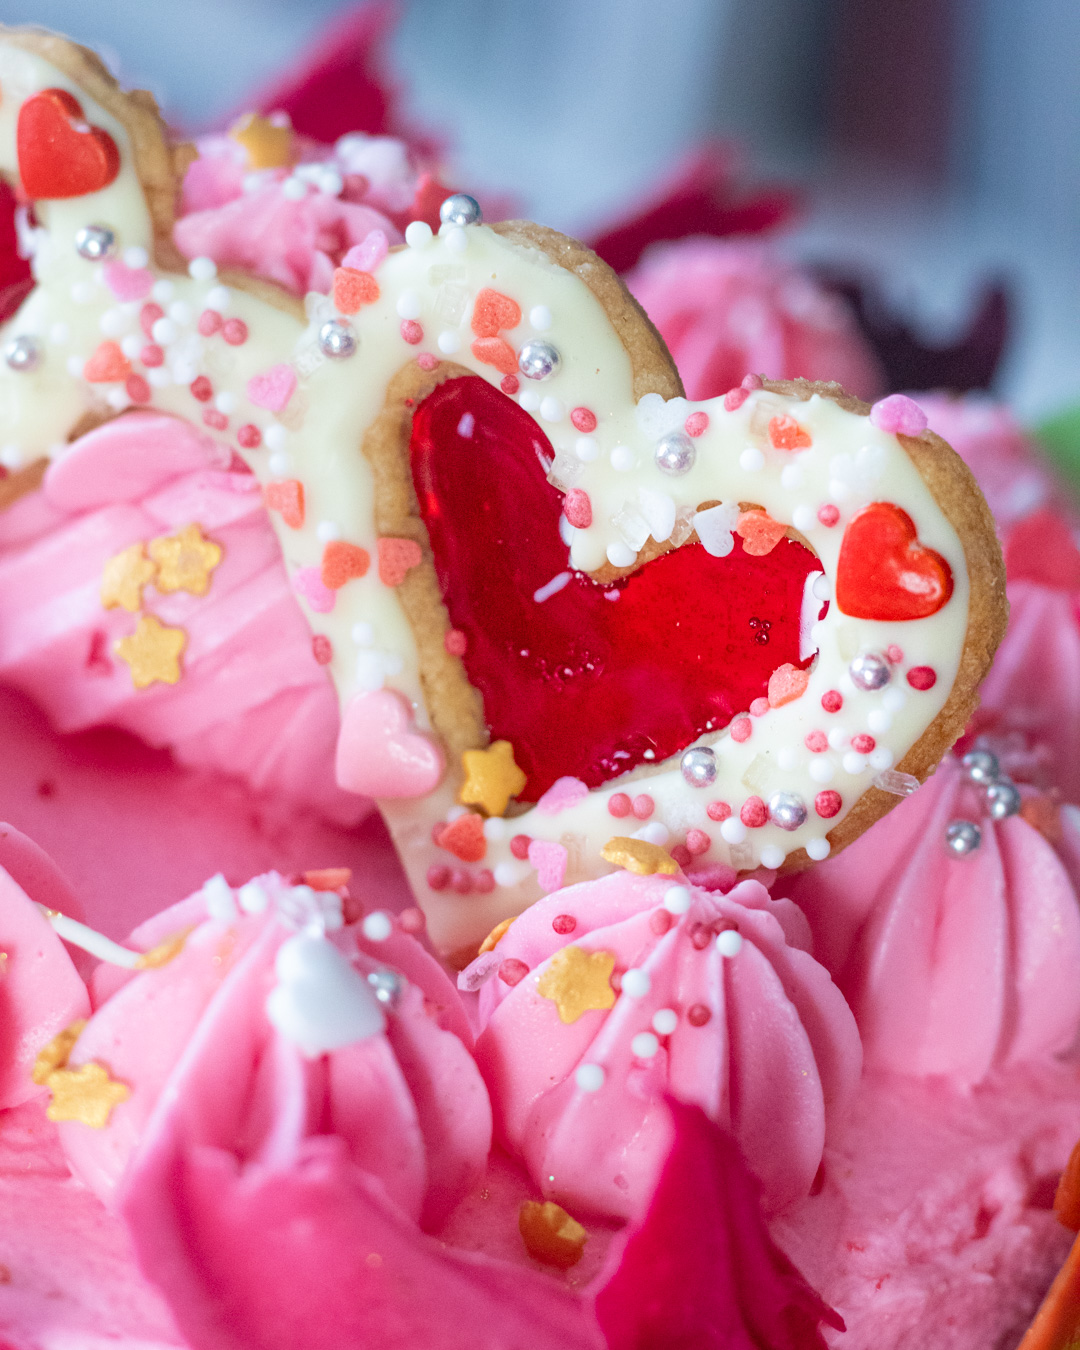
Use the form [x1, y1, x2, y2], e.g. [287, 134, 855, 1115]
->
[769, 791, 808, 831]
[74, 224, 116, 260]
[439, 193, 483, 227]
[319, 318, 358, 359]
[681, 745, 717, 788]
[986, 779, 1022, 820]
[367, 968, 404, 1007]
[655, 432, 696, 476]
[962, 748, 1000, 785]
[849, 651, 891, 691]
[945, 819, 982, 856]
[518, 339, 561, 381]
[4, 334, 41, 373]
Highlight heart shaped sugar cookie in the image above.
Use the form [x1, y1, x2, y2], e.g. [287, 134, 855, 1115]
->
[0, 30, 1007, 955]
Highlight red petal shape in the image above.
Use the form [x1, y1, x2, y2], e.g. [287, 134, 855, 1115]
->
[410, 376, 817, 801]
[591, 1100, 843, 1350]
[835, 501, 953, 621]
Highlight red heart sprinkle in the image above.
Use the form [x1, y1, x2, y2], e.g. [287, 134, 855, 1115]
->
[321, 541, 370, 589]
[471, 288, 521, 338]
[835, 502, 953, 621]
[332, 267, 379, 314]
[264, 479, 305, 529]
[83, 341, 130, 383]
[768, 415, 811, 450]
[735, 510, 787, 556]
[437, 812, 486, 862]
[17, 89, 120, 199]
[377, 537, 423, 587]
[470, 337, 518, 375]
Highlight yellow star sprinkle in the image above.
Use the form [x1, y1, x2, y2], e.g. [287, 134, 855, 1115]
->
[148, 523, 223, 596]
[101, 542, 157, 612]
[45, 1061, 129, 1129]
[519, 1200, 588, 1269]
[459, 740, 527, 817]
[135, 927, 193, 969]
[115, 614, 187, 689]
[478, 916, 516, 955]
[229, 112, 295, 171]
[601, 836, 679, 876]
[32, 1019, 87, 1085]
[536, 945, 616, 1024]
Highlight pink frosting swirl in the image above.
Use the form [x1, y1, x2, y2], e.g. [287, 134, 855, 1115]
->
[625, 238, 883, 402]
[174, 131, 418, 295]
[463, 872, 861, 1220]
[58, 871, 490, 1228]
[781, 755, 1080, 1086]
[0, 413, 367, 826]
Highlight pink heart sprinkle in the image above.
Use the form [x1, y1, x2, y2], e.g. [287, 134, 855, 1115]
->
[528, 839, 568, 892]
[103, 260, 154, 302]
[536, 776, 589, 815]
[293, 566, 336, 614]
[869, 393, 928, 437]
[342, 229, 389, 274]
[247, 363, 297, 413]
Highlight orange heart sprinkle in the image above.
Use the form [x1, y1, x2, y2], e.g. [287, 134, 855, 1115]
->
[320, 540, 370, 589]
[470, 336, 518, 375]
[332, 267, 379, 315]
[471, 288, 521, 338]
[735, 510, 787, 556]
[768, 662, 810, 708]
[437, 812, 486, 863]
[377, 536, 423, 586]
[83, 340, 131, 383]
[264, 479, 305, 529]
[768, 415, 812, 450]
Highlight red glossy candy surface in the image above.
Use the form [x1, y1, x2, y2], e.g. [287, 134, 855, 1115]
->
[17, 88, 121, 200]
[411, 376, 818, 802]
[835, 501, 953, 621]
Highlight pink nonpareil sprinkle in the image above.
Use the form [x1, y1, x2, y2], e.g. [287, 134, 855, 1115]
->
[870, 393, 928, 437]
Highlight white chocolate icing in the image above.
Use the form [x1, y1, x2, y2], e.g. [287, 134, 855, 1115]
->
[0, 43, 970, 953]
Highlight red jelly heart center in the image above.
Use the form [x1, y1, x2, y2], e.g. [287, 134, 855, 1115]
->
[410, 376, 819, 803]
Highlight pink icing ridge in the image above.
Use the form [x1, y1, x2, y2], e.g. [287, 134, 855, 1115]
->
[0, 414, 369, 827]
[465, 872, 861, 1220]
[780, 755, 1080, 1086]
[59, 872, 489, 1224]
[625, 238, 884, 403]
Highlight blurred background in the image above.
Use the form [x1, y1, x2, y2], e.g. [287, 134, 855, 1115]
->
[3, 0, 1079, 436]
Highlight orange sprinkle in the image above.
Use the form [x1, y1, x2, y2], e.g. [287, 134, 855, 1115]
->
[1057, 1139, 1080, 1231]
[321, 540, 370, 589]
[768, 663, 810, 708]
[332, 267, 379, 315]
[519, 1201, 588, 1269]
[735, 509, 787, 556]
[768, 414, 812, 450]
[478, 916, 515, 955]
[1017, 1229, 1080, 1350]
[377, 536, 423, 587]
[471, 288, 521, 338]
[264, 479, 305, 529]
[83, 340, 131, 383]
[470, 336, 518, 375]
[437, 812, 487, 863]
[303, 868, 352, 893]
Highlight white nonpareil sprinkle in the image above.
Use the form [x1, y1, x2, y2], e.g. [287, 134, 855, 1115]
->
[203, 872, 238, 922]
[631, 1031, 660, 1059]
[575, 1063, 605, 1092]
[237, 881, 269, 914]
[806, 838, 831, 861]
[759, 844, 785, 869]
[716, 929, 743, 957]
[621, 968, 651, 998]
[404, 220, 433, 249]
[652, 1008, 679, 1036]
[361, 911, 393, 942]
[188, 256, 217, 281]
[663, 885, 691, 914]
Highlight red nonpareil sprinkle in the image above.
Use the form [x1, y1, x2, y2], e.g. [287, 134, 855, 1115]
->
[730, 716, 751, 743]
[437, 812, 486, 863]
[687, 1003, 712, 1027]
[500, 374, 519, 395]
[768, 415, 811, 450]
[471, 336, 518, 375]
[608, 793, 631, 818]
[471, 288, 521, 338]
[198, 309, 223, 336]
[237, 423, 262, 449]
[190, 375, 213, 402]
[740, 796, 767, 828]
[445, 628, 467, 656]
[399, 906, 426, 934]
[723, 386, 750, 412]
[563, 488, 592, 529]
[571, 406, 597, 433]
[451, 869, 473, 894]
[552, 913, 577, 935]
[377, 536, 423, 587]
[821, 690, 843, 713]
[509, 834, 531, 860]
[499, 958, 529, 987]
[632, 794, 655, 820]
[126, 374, 150, 404]
[264, 478, 304, 529]
[818, 504, 840, 527]
[907, 665, 937, 690]
[685, 828, 710, 856]
[670, 844, 692, 868]
[804, 730, 828, 753]
[203, 409, 228, 430]
[815, 790, 842, 819]
[684, 411, 709, 437]
[750, 697, 770, 717]
[475, 869, 495, 894]
[321, 540, 370, 589]
[140, 302, 164, 338]
[427, 864, 450, 891]
[140, 343, 164, 367]
[311, 635, 332, 665]
[706, 800, 731, 822]
[851, 733, 876, 754]
[401, 319, 423, 344]
[418, 352, 439, 371]
[222, 318, 248, 346]
[333, 267, 379, 314]
[887, 644, 904, 664]
[649, 909, 674, 936]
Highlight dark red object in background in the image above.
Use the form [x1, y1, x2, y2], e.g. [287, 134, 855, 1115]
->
[0, 182, 33, 324]
[411, 376, 817, 802]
